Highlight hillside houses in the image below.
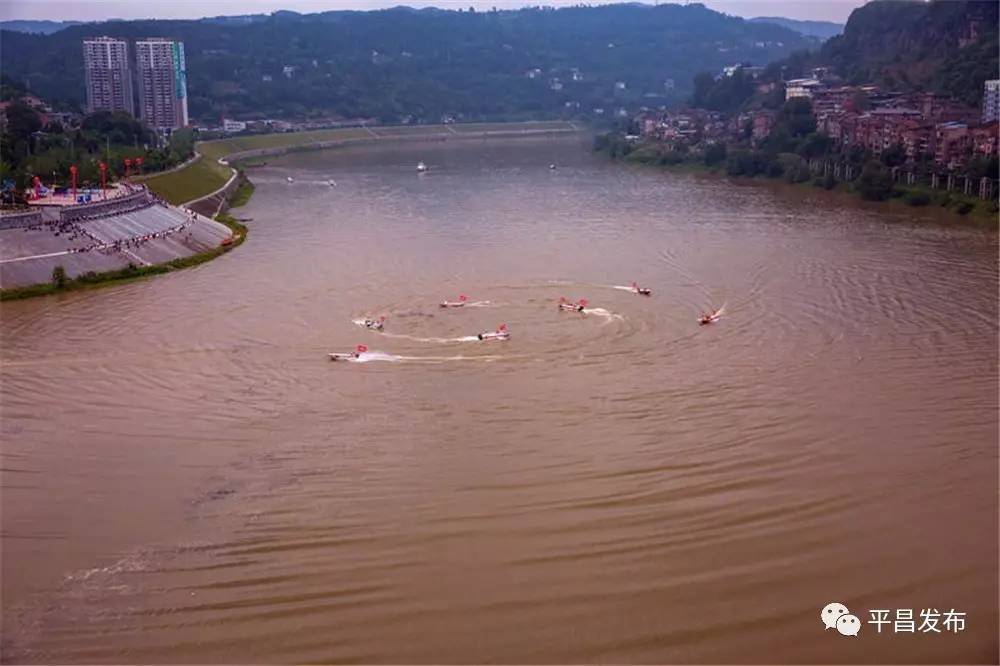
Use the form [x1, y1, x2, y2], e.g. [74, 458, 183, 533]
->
[635, 80, 998, 170]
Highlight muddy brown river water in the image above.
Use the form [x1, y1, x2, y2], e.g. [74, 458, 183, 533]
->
[1, 137, 997, 663]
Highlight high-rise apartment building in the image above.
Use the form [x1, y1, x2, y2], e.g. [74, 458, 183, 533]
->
[983, 80, 1000, 124]
[135, 38, 189, 130]
[83, 37, 134, 115]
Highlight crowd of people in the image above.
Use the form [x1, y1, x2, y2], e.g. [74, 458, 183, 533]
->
[65, 219, 195, 256]
[6, 182, 211, 263]
[10, 188, 203, 258]
[15, 217, 95, 243]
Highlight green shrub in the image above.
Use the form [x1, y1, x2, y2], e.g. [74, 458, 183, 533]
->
[811, 173, 835, 189]
[856, 162, 894, 201]
[785, 165, 810, 183]
[659, 151, 686, 165]
[904, 191, 931, 206]
[229, 180, 255, 208]
[624, 145, 660, 164]
[704, 143, 727, 166]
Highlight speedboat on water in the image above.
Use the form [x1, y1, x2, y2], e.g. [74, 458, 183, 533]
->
[699, 308, 723, 325]
[440, 294, 468, 308]
[558, 297, 588, 312]
[477, 324, 510, 341]
[362, 316, 386, 331]
[417, 161, 428, 172]
[330, 344, 367, 361]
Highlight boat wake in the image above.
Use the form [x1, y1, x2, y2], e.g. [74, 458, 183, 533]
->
[350, 351, 403, 363]
[354, 320, 482, 343]
[383, 333, 484, 343]
[581, 307, 625, 322]
[336, 351, 503, 364]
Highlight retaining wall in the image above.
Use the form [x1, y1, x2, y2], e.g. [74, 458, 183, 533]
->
[0, 209, 43, 230]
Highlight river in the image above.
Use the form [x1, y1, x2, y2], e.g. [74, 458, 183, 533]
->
[2, 136, 997, 663]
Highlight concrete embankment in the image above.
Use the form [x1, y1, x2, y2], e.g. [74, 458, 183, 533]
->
[223, 125, 583, 164]
[0, 189, 233, 293]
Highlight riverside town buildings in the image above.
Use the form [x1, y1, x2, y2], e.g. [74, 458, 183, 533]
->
[635, 79, 999, 171]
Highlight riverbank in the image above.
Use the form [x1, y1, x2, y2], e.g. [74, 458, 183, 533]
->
[3, 122, 580, 301]
[141, 153, 234, 206]
[0, 214, 247, 301]
[0, 178, 253, 301]
[145, 121, 582, 205]
[605, 145, 998, 226]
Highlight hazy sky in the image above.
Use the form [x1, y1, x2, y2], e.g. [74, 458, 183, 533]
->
[1, 0, 867, 24]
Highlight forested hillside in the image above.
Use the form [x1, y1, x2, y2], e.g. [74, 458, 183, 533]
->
[819, 0, 998, 105]
[0, 3, 812, 123]
[748, 17, 843, 40]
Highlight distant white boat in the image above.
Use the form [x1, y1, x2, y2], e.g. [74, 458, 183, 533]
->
[549, 164, 556, 169]
[416, 161, 428, 172]
[286, 176, 294, 183]
[328, 179, 337, 186]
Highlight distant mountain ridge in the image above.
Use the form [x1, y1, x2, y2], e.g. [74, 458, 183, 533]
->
[748, 16, 843, 40]
[0, 3, 813, 123]
[0, 19, 84, 35]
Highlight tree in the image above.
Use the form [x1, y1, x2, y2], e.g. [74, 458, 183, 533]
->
[81, 111, 151, 146]
[881, 143, 907, 168]
[797, 132, 830, 159]
[726, 149, 767, 177]
[855, 161, 894, 201]
[967, 156, 999, 180]
[779, 97, 816, 138]
[51, 265, 67, 289]
[168, 128, 195, 160]
[846, 144, 869, 166]
[779, 153, 809, 182]
[764, 126, 796, 154]
[3, 99, 42, 159]
[690, 69, 755, 113]
[691, 72, 716, 109]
